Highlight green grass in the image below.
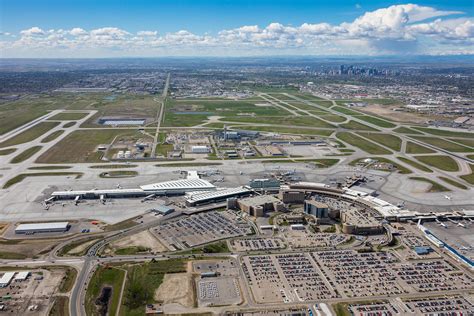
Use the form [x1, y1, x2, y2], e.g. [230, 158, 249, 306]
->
[58, 237, 101, 257]
[0, 148, 17, 156]
[397, 157, 433, 173]
[413, 127, 474, 138]
[438, 176, 468, 190]
[412, 136, 473, 153]
[393, 127, 422, 135]
[3, 172, 83, 189]
[40, 130, 65, 143]
[0, 121, 59, 148]
[9, 146, 42, 163]
[49, 296, 69, 316]
[340, 120, 377, 131]
[414, 155, 459, 172]
[121, 259, 187, 315]
[349, 157, 412, 174]
[0, 251, 28, 259]
[179, 241, 229, 255]
[333, 106, 362, 116]
[99, 170, 138, 178]
[406, 141, 435, 154]
[223, 115, 336, 129]
[229, 125, 334, 136]
[357, 133, 402, 151]
[59, 267, 78, 293]
[115, 246, 151, 255]
[48, 112, 88, 120]
[156, 162, 222, 167]
[85, 266, 126, 316]
[448, 138, 474, 148]
[336, 132, 391, 154]
[155, 143, 173, 157]
[319, 114, 346, 123]
[89, 164, 138, 169]
[459, 164, 474, 185]
[104, 218, 138, 232]
[28, 165, 72, 170]
[36, 129, 151, 163]
[362, 98, 401, 105]
[355, 115, 396, 128]
[63, 122, 76, 128]
[409, 177, 450, 192]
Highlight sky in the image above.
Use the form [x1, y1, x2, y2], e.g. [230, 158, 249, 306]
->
[0, 0, 473, 57]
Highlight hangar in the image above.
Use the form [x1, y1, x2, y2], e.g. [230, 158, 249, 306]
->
[15, 222, 70, 234]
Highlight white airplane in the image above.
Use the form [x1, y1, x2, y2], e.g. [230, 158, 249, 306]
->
[444, 195, 452, 200]
[458, 222, 466, 228]
[116, 184, 122, 189]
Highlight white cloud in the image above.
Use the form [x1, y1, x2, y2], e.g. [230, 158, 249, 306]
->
[2, 4, 472, 57]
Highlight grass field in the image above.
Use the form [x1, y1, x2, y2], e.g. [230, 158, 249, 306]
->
[409, 177, 450, 192]
[0, 251, 28, 259]
[85, 266, 126, 316]
[413, 127, 474, 138]
[459, 164, 474, 185]
[90, 164, 138, 169]
[0, 148, 17, 156]
[0, 121, 59, 148]
[48, 112, 88, 120]
[336, 132, 391, 155]
[99, 170, 138, 178]
[332, 106, 362, 116]
[448, 138, 474, 148]
[156, 162, 222, 167]
[3, 172, 83, 189]
[357, 133, 402, 151]
[405, 141, 435, 154]
[63, 122, 76, 128]
[40, 130, 65, 143]
[318, 114, 346, 122]
[120, 259, 187, 316]
[229, 125, 334, 136]
[36, 129, 148, 163]
[115, 246, 151, 255]
[412, 136, 473, 153]
[59, 267, 78, 293]
[354, 115, 396, 128]
[393, 127, 422, 134]
[49, 296, 69, 316]
[9, 146, 43, 163]
[414, 155, 459, 172]
[339, 120, 377, 131]
[438, 176, 468, 190]
[397, 157, 433, 173]
[223, 115, 336, 129]
[28, 165, 72, 170]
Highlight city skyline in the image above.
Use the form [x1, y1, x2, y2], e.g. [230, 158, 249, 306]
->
[1, 1, 473, 57]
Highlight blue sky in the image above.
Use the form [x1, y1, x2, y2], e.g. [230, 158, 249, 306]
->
[0, 0, 473, 57]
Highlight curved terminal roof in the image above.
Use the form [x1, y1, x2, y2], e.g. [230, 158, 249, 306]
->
[140, 178, 215, 191]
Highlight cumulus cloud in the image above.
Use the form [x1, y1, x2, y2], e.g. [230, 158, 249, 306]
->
[1, 4, 472, 57]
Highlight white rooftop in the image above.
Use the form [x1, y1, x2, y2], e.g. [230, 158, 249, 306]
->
[15, 222, 69, 231]
[186, 187, 250, 203]
[140, 178, 215, 191]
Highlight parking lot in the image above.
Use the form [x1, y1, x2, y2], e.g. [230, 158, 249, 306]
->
[197, 277, 242, 306]
[241, 253, 336, 304]
[229, 237, 286, 252]
[153, 210, 251, 249]
[346, 301, 400, 316]
[286, 232, 349, 249]
[403, 295, 474, 315]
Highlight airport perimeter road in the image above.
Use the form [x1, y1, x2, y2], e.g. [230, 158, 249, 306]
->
[151, 73, 170, 158]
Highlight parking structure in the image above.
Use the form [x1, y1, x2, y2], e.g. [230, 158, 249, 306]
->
[286, 232, 349, 249]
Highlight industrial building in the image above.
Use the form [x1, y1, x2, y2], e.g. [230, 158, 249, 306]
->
[0, 272, 15, 288]
[15, 222, 70, 234]
[150, 205, 175, 215]
[191, 145, 211, 153]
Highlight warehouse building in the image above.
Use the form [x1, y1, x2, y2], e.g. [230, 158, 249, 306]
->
[0, 272, 15, 288]
[191, 145, 210, 153]
[15, 222, 70, 234]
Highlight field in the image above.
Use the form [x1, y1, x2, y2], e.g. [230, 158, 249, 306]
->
[413, 127, 474, 138]
[336, 132, 391, 155]
[9, 145, 42, 163]
[40, 130, 65, 143]
[48, 112, 88, 120]
[3, 172, 83, 189]
[409, 177, 450, 192]
[412, 136, 473, 153]
[353, 115, 396, 128]
[232, 125, 334, 136]
[350, 157, 411, 174]
[459, 164, 474, 185]
[449, 138, 474, 148]
[405, 141, 435, 154]
[414, 155, 459, 172]
[339, 120, 377, 131]
[357, 133, 402, 151]
[85, 266, 126, 316]
[0, 121, 59, 148]
[36, 129, 149, 163]
[438, 176, 468, 190]
[397, 157, 433, 173]
[393, 127, 422, 134]
[0, 148, 17, 156]
[223, 115, 336, 129]
[99, 170, 138, 178]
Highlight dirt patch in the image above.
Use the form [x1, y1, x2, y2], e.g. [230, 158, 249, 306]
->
[67, 239, 98, 255]
[358, 104, 442, 124]
[155, 273, 195, 308]
[108, 230, 169, 254]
